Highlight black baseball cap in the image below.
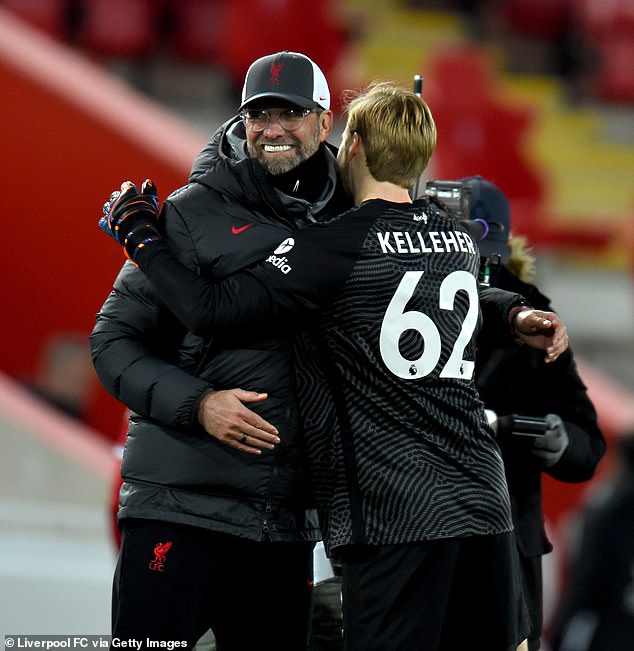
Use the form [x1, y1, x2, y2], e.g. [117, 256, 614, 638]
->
[460, 176, 511, 263]
[240, 51, 330, 111]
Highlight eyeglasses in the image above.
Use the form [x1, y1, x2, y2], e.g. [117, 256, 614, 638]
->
[240, 108, 319, 132]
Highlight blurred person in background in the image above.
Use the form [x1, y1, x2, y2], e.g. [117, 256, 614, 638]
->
[24, 331, 95, 422]
[461, 175, 606, 651]
[547, 430, 634, 651]
[91, 51, 350, 650]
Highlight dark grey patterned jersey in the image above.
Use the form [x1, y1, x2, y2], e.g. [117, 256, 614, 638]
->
[139, 197, 516, 554]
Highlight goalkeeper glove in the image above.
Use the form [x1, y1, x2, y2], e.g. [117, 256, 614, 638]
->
[99, 179, 160, 262]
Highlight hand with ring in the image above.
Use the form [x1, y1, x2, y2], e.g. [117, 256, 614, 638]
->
[197, 389, 280, 455]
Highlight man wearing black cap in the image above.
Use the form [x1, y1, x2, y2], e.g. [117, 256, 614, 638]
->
[93, 47, 569, 646]
[91, 51, 350, 650]
[462, 175, 606, 651]
[97, 84, 573, 651]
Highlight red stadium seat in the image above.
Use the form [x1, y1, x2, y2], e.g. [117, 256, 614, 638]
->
[168, 0, 227, 64]
[501, 0, 570, 40]
[574, 0, 634, 40]
[593, 35, 634, 103]
[2, 0, 72, 40]
[77, 0, 158, 58]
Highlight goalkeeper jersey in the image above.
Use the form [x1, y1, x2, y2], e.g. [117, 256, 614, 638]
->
[140, 197, 515, 552]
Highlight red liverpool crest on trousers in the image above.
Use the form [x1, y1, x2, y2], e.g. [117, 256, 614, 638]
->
[148, 540, 173, 572]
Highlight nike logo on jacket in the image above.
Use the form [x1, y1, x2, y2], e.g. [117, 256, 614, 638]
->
[231, 223, 255, 235]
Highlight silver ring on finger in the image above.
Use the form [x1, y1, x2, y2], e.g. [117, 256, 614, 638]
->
[241, 433, 248, 445]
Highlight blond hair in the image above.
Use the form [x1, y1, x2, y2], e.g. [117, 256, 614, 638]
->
[343, 82, 437, 189]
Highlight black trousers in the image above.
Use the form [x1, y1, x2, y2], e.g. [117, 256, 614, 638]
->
[339, 533, 529, 651]
[112, 519, 315, 651]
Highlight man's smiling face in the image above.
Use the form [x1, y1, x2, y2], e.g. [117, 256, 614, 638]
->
[244, 103, 332, 175]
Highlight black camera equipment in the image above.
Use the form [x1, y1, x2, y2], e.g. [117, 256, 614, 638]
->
[424, 179, 502, 287]
[424, 179, 472, 221]
[508, 415, 549, 438]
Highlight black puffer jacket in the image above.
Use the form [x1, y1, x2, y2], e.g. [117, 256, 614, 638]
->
[90, 117, 350, 541]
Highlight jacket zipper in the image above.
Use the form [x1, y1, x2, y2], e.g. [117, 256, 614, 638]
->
[304, 205, 317, 224]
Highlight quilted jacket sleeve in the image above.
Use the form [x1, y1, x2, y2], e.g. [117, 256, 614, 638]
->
[478, 286, 528, 345]
[90, 222, 214, 429]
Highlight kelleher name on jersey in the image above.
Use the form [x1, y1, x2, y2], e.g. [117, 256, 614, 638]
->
[376, 230, 477, 256]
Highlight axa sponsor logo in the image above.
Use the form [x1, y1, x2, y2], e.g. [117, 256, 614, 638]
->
[267, 237, 295, 274]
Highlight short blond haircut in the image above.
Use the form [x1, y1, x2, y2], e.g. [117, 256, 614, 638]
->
[343, 81, 437, 189]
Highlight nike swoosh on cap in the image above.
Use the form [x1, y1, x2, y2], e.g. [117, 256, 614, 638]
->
[231, 223, 255, 235]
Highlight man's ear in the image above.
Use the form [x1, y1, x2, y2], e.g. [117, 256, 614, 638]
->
[318, 110, 334, 141]
[348, 132, 362, 159]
